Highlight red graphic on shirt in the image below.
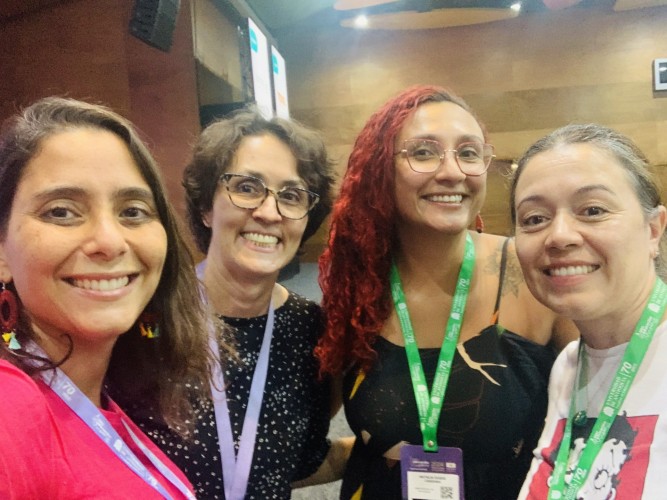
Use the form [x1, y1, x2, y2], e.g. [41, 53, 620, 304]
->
[525, 413, 657, 499]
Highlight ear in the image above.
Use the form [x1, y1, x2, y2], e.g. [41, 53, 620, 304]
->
[0, 241, 13, 283]
[648, 205, 667, 259]
[202, 211, 212, 228]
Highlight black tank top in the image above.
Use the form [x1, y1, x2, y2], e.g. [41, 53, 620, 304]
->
[341, 239, 556, 499]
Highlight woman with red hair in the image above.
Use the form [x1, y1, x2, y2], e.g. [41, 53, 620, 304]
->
[316, 85, 577, 499]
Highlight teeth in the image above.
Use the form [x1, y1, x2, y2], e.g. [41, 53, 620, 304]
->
[243, 232, 278, 246]
[427, 194, 463, 203]
[549, 265, 596, 277]
[72, 276, 129, 291]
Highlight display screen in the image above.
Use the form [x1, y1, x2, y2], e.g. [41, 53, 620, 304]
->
[271, 46, 289, 118]
[248, 18, 273, 118]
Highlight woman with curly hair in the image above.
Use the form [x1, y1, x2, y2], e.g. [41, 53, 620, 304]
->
[315, 85, 577, 499]
[0, 97, 211, 498]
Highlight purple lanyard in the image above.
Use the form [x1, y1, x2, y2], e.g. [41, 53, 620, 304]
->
[197, 260, 275, 500]
[33, 348, 195, 500]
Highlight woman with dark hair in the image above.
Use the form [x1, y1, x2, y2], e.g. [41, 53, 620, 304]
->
[316, 85, 577, 499]
[130, 107, 339, 499]
[512, 124, 667, 499]
[0, 97, 211, 498]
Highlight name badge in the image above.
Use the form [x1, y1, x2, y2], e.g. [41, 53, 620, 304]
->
[400, 445, 464, 500]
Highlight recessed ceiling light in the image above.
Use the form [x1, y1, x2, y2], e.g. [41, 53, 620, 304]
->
[511, 2, 522, 11]
[354, 15, 369, 28]
[334, 0, 399, 9]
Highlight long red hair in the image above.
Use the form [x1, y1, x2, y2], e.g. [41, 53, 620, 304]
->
[315, 85, 486, 377]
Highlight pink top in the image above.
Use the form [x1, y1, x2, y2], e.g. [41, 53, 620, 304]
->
[0, 359, 194, 499]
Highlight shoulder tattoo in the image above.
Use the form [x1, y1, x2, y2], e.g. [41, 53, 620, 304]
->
[483, 241, 524, 298]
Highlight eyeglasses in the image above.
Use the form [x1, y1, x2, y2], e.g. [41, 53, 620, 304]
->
[220, 173, 320, 220]
[396, 139, 495, 176]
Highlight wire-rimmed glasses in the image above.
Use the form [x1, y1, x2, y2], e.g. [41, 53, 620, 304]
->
[396, 138, 495, 176]
[220, 173, 319, 220]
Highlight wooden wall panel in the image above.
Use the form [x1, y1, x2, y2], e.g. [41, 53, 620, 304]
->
[0, 0, 132, 118]
[191, 0, 243, 93]
[279, 6, 667, 256]
[0, 0, 200, 233]
[126, 1, 200, 217]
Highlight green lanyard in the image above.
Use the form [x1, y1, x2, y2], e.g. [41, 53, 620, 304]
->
[390, 233, 475, 452]
[549, 278, 667, 500]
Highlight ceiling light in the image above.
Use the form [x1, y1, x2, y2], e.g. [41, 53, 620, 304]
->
[511, 2, 522, 11]
[354, 15, 369, 28]
[334, 0, 399, 9]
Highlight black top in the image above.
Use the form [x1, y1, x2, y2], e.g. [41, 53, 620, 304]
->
[129, 292, 331, 499]
[340, 240, 556, 500]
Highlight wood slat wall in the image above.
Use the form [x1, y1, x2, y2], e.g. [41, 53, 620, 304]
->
[0, 0, 200, 219]
[278, 6, 667, 259]
[2, 2, 666, 262]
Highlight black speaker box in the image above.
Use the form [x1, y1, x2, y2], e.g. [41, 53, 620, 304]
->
[129, 0, 181, 52]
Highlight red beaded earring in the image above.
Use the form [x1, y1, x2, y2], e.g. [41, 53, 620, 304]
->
[1, 282, 20, 350]
[475, 213, 485, 234]
[139, 310, 160, 339]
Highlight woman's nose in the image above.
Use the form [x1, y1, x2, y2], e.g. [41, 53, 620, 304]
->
[81, 215, 130, 259]
[433, 151, 466, 182]
[545, 213, 583, 250]
[252, 192, 283, 222]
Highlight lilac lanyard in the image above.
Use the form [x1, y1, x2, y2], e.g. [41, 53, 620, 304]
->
[32, 347, 195, 500]
[197, 260, 275, 500]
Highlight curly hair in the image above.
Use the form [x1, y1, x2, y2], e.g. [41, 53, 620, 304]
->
[315, 85, 487, 377]
[183, 107, 336, 254]
[0, 97, 211, 434]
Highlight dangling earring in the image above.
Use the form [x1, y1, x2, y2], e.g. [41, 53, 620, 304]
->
[475, 213, 485, 233]
[139, 310, 160, 339]
[1, 282, 20, 350]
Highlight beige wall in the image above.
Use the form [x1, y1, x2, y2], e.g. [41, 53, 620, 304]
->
[278, 6, 667, 256]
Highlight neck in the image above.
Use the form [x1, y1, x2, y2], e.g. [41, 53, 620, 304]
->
[394, 227, 471, 291]
[203, 259, 278, 318]
[576, 276, 663, 350]
[35, 332, 114, 407]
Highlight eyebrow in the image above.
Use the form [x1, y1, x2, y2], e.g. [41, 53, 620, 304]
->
[237, 171, 306, 188]
[32, 186, 155, 203]
[408, 134, 484, 144]
[516, 184, 616, 211]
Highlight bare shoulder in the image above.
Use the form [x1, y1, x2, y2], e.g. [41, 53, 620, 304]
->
[476, 233, 523, 298]
[476, 235, 579, 350]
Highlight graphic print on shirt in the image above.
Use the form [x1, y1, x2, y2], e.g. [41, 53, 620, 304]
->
[527, 413, 657, 499]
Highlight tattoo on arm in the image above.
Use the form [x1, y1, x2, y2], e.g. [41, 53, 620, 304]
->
[502, 253, 523, 298]
[483, 241, 524, 298]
